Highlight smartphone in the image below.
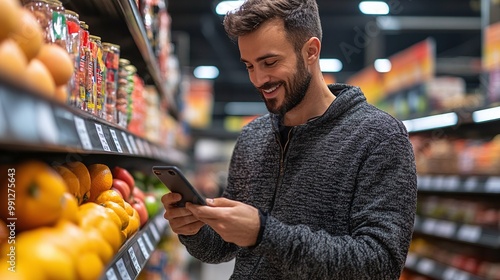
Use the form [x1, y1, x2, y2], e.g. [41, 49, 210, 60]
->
[152, 166, 206, 206]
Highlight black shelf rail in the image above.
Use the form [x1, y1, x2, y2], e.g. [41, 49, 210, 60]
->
[405, 253, 485, 280]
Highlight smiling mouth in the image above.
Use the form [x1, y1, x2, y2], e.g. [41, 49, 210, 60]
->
[262, 83, 281, 94]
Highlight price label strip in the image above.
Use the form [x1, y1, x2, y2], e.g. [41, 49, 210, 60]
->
[143, 233, 155, 252]
[128, 247, 141, 274]
[74, 116, 92, 150]
[121, 132, 133, 154]
[36, 102, 58, 144]
[95, 124, 111, 151]
[150, 223, 160, 242]
[115, 258, 132, 280]
[128, 135, 139, 155]
[105, 268, 119, 280]
[457, 225, 481, 243]
[417, 258, 435, 275]
[137, 236, 150, 260]
[463, 177, 478, 192]
[109, 129, 123, 153]
[135, 139, 145, 155]
[485, 177, 500, 193]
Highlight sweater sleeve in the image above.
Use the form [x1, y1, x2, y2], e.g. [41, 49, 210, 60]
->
[249, 133, 417, 279]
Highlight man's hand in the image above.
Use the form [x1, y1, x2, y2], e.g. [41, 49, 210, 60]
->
[161, 192, 205, 236]
[186, 198, 260, 247]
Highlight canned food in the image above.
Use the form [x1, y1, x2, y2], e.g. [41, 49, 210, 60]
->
[102, 43, 120, 123]
[90, 35, 105, 118]
[65, 10, 80, 107]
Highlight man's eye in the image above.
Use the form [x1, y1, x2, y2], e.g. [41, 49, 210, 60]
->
[264, 60, 277, 66]
[245, 64, 253, 70]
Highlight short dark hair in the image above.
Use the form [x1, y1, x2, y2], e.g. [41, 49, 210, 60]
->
[223, 0, 323, 52]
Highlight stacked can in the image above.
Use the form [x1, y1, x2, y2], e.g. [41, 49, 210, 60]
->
[102, 43, 120, 123]
[65, 10, 80, 107]
[117, 59, 131, 127]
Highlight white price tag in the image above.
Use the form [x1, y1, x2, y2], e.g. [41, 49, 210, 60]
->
[432, 176, 445, 190]
[0, 99, 6, 135]
[463, 177, 478, 192]
[442, 176, 459, 191]
[457, 225, 481, 243]
[136, 139, 145, 155]
[434, 220, 456, 238]
[121, 132, 133, 153]
[116, 258, 132, 280]
[417, 258, 435, 274]
[109, 129, 123, 153]
[74, 116, 92, 150]
[443, 267, 459, 280]
[422, 218, 437, 234]
[417, 175, 430, 190]
[485, 177, 500, 193]
[144, 233, 155, 252]
[137, 236, 150, 259]
[150, 223, 160, 241]
[36, 102, 58, 144]
[95, 124, 111, 151]
[128, 135, 139, 154]
[105, 268, 119, 280]
[144, 141, 153, 156]
[128, 247, 141, 274]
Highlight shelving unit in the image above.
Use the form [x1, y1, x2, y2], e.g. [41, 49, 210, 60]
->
[0, 0, 185, 278]
[101, 212, 169, 280]
[405, 253, 483, 280]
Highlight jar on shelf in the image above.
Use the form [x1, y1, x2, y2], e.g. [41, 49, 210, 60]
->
[102, 43, 120, 123]
[117, 59, 131, 128]
[47, 0, 68, 49]
[65, 10, 80, 107]
[89, 35, 105, 118]
[22, 0, 52, 43]
[124, 64, 137, 128]
[79, 21, 90, 112]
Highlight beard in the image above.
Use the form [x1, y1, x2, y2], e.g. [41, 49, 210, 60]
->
[258, 56, 312, 116]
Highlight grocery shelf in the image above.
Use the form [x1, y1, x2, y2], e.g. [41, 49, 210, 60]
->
[0, 79, 186, 167]
[65, 0, 178, 118]
[414, 216, 500, 249]
[417, 175, 500, 194]
[405, 253, 484, 280]
[100, 211, 169, 280]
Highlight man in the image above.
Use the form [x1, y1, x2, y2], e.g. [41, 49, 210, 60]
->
[161, 0, 417, 279]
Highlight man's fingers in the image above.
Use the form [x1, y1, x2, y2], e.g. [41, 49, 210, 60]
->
[206, 197, 237, 207]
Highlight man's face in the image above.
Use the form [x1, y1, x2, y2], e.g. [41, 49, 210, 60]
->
[238, 19, 311, 116]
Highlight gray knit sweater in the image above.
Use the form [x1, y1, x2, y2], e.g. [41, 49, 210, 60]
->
[179, 84, 417, 279]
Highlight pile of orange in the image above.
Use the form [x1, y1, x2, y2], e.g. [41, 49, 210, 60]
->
[0, 160, 143, 279]
[0, 0, 74, 102]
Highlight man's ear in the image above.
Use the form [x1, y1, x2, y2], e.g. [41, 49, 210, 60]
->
[303, 37, 321, 65]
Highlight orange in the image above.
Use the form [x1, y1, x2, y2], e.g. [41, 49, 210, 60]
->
[60, 192, 79, 224]
[95, 189, 125, 208]
[0, 0, 21, 42]
[78, 202, 122, 252]
[83, 228, 114, 263]
[104, 206, 122, 230]
[0, 38, 27, 81]
[0, 160, 66, 232]
[54, 84, 68, 103]
[0, 259, 41, 280]
[87, 163, 113, 202]
[101, 200, 129, 230]
[124, 201, 134, 216]
[15, 229, 76, 279]
[10, 9, 43, 60]
[0, 219, 8, 247]
[125, 207, 141, 238]
[53, 165, 81, 204]
[25, 58, 56, 97]
[36, 43, 74, 86]
[64, 161, 91, 204]
[76, 252, 104, 280]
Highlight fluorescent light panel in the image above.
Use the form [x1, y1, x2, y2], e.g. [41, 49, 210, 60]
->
[374, 58, 391, 73]
[215, 0, 244, 15]
[320, 58, 343, 72]
[359, 1, 390, 15]
[472, 106, 500, 123]
[193, 66, 219, 79]
[403, 112, 458, 133]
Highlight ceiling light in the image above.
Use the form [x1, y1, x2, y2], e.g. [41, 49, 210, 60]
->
[319, 58, 343, 72]
[359, 1, 390, 15]
[374, 58, 391, 73]
[402, 112, 458, 133]
[472, 106, 500, 123]
[215, 0, 244, 15]
[193, 66, 219, 79]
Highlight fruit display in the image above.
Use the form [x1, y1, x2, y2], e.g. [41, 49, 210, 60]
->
[0, 160, 163, 279]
